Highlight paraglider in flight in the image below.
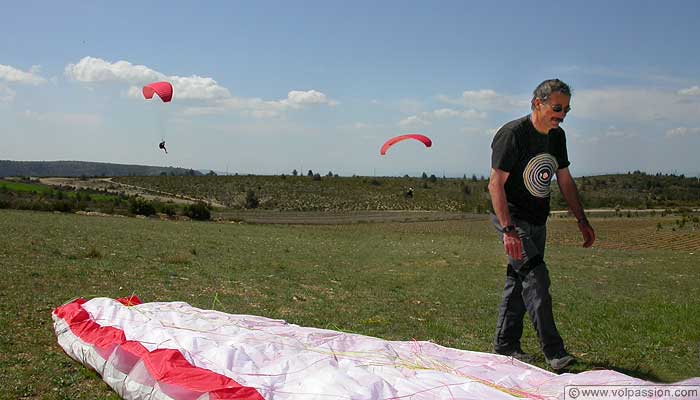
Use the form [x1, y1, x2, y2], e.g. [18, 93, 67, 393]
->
[142, 81, 173, 102]
[380, 134, 432, 155]
[143, 81, 173, 154]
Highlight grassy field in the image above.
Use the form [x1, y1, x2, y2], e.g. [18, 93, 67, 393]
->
[0, 180, 117, 202]
[115, 175, 489, 212]
[1, 209, 699, 399]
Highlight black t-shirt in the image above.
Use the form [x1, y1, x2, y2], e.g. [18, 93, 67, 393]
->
[491, 115, 570, 225]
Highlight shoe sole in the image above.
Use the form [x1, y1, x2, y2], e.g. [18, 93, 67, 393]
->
[549, 356, 576, 370]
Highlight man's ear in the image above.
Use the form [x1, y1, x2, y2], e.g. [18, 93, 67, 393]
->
[533, 98, 542, 110]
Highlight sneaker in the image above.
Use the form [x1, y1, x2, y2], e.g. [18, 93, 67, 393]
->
[546, 351, 576, 370]
[495, 348, 534, 363]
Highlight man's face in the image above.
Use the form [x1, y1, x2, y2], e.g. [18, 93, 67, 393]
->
[536, 92, 571, 131]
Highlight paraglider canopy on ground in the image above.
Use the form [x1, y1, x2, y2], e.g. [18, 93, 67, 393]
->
[52, 296, 700, 400]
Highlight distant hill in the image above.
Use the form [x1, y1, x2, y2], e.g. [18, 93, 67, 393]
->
[0, 160, 202, 177]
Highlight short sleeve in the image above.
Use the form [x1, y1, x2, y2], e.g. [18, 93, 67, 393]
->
[552, 129, 570, 169]
[491, 127, 518, 172]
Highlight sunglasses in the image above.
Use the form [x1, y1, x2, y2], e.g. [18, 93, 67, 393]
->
[543, 102, 571, 114]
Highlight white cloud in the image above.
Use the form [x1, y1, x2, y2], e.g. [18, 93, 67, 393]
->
[0, 84, 16, 103]
[572, 88, 700, 123]
[67, 56, 231, 101]
[437, 89, 527, 111]
[169, 76, 231, 100]
[431, 108, 486, 120]
[65, 57, 164, 83]
[284, 90, 337, 107]
[0, 64, 47, 85]
[195, 89, 335, 118]
[678, 86, 700, 96]
[399, 107, 485, 128]
[665, 127, 700, 137]
[399, 115, 431, 128]
[67, 57, 334, 117]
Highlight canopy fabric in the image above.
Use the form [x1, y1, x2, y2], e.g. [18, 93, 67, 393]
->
[53, 297, 700, 400]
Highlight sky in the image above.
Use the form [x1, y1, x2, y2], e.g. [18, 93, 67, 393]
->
[2, 1, 700, 177]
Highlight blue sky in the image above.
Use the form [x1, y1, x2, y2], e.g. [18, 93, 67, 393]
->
[2, 1, 700, 177]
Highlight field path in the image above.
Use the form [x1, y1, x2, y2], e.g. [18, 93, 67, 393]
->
[39, 177, 226, 208]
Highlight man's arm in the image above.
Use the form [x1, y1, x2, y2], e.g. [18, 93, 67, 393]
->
[556, 167, 595, 248]
[488, 168, 523, 259]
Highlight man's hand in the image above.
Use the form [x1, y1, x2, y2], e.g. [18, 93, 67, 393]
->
[504, 231, 524, 260]
[578, 219, 595, 248]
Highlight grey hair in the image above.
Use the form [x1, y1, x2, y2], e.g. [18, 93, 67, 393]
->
[531, 79, 572, 110]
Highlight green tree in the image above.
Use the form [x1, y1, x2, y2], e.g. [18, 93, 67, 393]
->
[184, 202, 211, 220]
[129, 198, 156, 216]
[245, 190, 259, 209]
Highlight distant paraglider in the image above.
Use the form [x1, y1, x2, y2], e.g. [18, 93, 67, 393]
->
[380, 134, 432, 155]
[142, 81, 173, 103]
[142, 81, 173, 154]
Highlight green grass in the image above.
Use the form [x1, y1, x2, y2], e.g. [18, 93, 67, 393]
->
[0, 180, 118, 202]
[115, 175, 488, 212]
[0, 180, 54, 194]
[0, 209, 698, 399]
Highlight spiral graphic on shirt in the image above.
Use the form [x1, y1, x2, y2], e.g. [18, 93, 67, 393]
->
[523, 153, 558, 198]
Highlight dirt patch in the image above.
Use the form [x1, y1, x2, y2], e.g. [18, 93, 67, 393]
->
[213, 210, 486, 225]
[39, 177, 225, 207]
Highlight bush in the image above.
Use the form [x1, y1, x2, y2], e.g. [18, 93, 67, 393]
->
[129, 198, 156, 216]
[244, 190, 259, 209]
[159, 202, 177, 217]
[52, 200, 74, 213]
[184, 202, 211, 220]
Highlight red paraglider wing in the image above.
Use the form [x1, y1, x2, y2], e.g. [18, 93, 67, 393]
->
[380, 134, 432, 155]
[142, 81, 173, 103]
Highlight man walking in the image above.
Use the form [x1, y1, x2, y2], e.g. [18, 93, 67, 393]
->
[488, 79, 595, 370]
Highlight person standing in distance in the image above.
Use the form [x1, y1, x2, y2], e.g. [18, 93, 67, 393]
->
[488, 79, 595, 370]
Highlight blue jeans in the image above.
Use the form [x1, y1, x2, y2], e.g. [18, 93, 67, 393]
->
[491, 214, 565, 359]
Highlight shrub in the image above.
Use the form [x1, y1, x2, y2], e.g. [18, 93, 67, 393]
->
[159, 203, 177, 217]
[184, 202, 211, 220]
[52, 200, 74, 213]
[244, 190, 259, 209]
[129, 198, 156, 216]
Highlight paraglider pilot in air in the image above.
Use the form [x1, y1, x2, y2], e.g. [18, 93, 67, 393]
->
[159, 141, 168, 154]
